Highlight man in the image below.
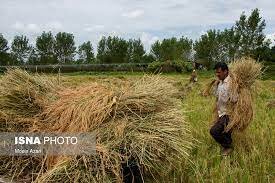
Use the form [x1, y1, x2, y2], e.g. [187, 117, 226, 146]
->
[190, 69, 198, 83]
[210, 62, 237, 156]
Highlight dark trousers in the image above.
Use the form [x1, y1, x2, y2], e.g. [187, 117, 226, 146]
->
[210, 115, 232, 148]
[122, 161, 142, 183]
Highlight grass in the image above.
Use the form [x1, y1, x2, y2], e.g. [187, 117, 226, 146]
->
[58, 72, 274, 182]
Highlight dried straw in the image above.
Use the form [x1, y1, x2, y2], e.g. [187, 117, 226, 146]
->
[0, 70, 193, 183]
[39, 83, 117, 132]
[225, 57, 262, 132]
[202, 79, 219, 97]
[0, 68, 58, 117]
[35, 109, 192, 183]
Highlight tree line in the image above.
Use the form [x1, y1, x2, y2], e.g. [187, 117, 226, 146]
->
[0, 8, 274, 66]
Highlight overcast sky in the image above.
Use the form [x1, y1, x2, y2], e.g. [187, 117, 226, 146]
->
[0, 0, 274, 50]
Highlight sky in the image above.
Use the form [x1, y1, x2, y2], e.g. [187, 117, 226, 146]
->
[0, 0, 274, 51]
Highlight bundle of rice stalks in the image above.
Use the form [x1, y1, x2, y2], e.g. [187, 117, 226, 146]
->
[0, 68, 58, 117]
[229, 57, 262, 89]
[0, 156, 43, 182]
[38, 75, 178, 133]
[225, 57, 263, 132]
[201, 79, 219, 97]
[38, 83, 117, 132]
[0, 70, 193, 183]
[116, 75, 178, 116]
[33, 75, 191, 182]
[36, 109, 192, 183]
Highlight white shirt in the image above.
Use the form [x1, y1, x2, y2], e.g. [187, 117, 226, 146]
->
[215, 75, 231, 117]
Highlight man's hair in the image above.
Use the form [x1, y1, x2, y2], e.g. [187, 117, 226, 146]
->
[214, 62, 228, 71]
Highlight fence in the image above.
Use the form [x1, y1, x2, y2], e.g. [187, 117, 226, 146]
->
[0, 63, 150, 73]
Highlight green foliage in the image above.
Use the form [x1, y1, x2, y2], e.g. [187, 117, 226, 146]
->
[142, 54, 155, 63]
[150, 40, 161, 60]
[148, 60, 192, 73]
[97, 36, 128, 63]
[184, 61, 193, 72]
[0, 34, 10, 65]
[254, 45, 275, 62]
[194, 29, 221, 63]
[36, 31, 57, 64]
[0, 34, 8, 53]
[271, 46, 275, 62]
[151, 37, 192, 61]
[77, 41, 95, 64]
[194, 8, 270, 66]
[126, 38, 145, 63]
[11, 35, 32, 65]
[194, 28, 241, 63]
[27, 48, 39, 65]
[97, 36, 145, 64]
[262, 61, 275, 79]
[0, 52, 11, 66]
[235, 8, 267, 57]
[54, 32, 76, 64]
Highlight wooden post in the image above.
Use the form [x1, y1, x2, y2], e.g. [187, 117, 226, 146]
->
[58, 67, 61, 84]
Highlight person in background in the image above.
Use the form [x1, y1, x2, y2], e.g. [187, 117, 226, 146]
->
[190, 69, 198, 83]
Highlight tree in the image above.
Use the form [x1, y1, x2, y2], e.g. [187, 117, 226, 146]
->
[159, 37, 178, 60]
[271, 46, 275, 62]
[126, 39, 145, 63]
[142, 54, 155, 63]
[77, 41, 95, 64]
[27, 48, 39, 65]
[0, 34, 8, 53]
[194, 30, 219, 63]
[253, 44, 275, 62]
[54, 32, 76, 64]
[150, 40, 161, 61]
[0, 34, 9, 65]
[36, 31, 56, 64]
[11, 35, 32, 65]
[150, 37, 192, 61]
[176, 37, 193, 60]
[107, 36, 128, 63]
[194, 9, 269, 65]
[194, 29, 242, 64]
[234, 8, 268, 58]
[97, 36, 128, 63]
[96, 36, 107, 63]
[220, 28, 241, 61]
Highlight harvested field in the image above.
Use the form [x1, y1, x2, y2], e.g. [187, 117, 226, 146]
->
[0, 69, 274, 182]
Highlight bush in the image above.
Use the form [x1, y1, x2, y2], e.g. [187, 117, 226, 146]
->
[184, 61, 193, 72]
[262, 61, 275, 79]
[148, 60, 193, 73]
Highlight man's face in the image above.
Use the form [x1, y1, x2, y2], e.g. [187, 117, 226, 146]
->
[215, 68, 228, 80]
